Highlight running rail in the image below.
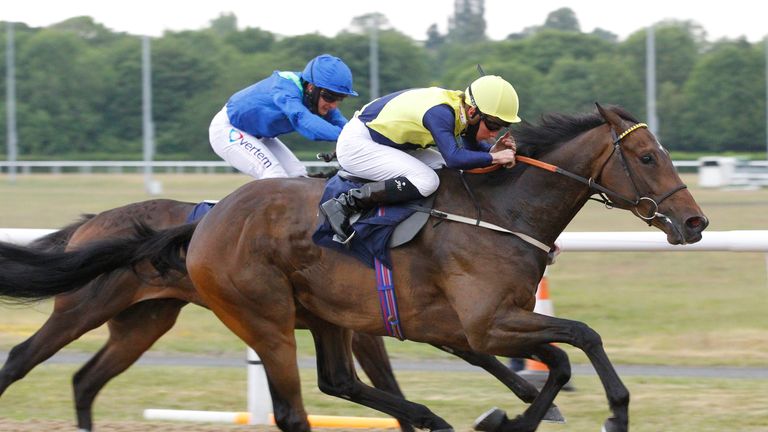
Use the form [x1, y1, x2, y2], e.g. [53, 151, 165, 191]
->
[3, 229, 768, 252]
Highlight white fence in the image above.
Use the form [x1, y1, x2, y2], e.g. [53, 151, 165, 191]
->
[0, 160, 698, 173]
[0, 160, 334, 174]
[3, 160, 768, 188]
[4, 228, 767, 252]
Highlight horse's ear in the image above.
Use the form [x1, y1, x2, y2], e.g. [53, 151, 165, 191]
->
[595, 102, 622, 130]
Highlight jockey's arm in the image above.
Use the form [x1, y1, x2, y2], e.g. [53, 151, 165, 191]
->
[423, 105, 493, 169]
[273, 91, 343, 142]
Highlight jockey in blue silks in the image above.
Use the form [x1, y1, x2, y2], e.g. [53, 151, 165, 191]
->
[209, 54, 358, 179]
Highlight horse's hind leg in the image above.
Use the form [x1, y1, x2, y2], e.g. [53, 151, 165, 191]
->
[0, 283, 136, 397]
[72, 299, 186, 432]
[309, 322, 452, 431]
[351, 332, 415, 432]
[189, 266, 310, 432]
[232, 325, 308, 432]
[430, 344, 564, 423]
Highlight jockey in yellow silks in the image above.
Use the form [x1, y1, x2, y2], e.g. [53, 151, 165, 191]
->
[320, 75, 521, 243]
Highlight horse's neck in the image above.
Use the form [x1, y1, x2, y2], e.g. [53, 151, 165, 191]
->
[443, 130, 608, 246]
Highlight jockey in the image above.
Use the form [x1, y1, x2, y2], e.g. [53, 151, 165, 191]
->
[209, 54, 358, 179]
[320, 75, 521, 243]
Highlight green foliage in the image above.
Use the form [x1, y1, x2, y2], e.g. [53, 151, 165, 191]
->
[679, 41, 766, 152]
[543, 7, 581, 32]
[1, 9, 767, 159]
[447, 0, 487, 44]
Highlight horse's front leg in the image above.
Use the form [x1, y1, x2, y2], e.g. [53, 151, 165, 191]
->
[430, 344, 565, 426]
[472, 309, 629, 432]
[473, 343, 570, 432]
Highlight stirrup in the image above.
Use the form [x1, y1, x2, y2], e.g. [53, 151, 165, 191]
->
[333, 229, 356, 245]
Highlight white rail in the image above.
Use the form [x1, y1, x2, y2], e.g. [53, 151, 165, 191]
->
[5, 160, 759, 174]
[0, 160, 335, 174]
[3, 229, 768, 252]
[557, 230, 768, 252]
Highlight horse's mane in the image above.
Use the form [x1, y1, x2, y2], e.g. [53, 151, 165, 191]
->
[514, 106, 639, 158]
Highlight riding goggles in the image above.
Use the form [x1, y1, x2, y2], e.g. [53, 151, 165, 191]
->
[481, 114, 510, 132]
[319, 89, 347, 103]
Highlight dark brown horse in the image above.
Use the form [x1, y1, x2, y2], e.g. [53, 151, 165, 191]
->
[0, 105, 708, 431]
[177, 104, 708, 432]
[1, 200, 553, 431]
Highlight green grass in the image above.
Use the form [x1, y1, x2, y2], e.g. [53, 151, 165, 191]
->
[0, 172, 767, 429]
[2, 364, 766, 431]
[3, 173, 765, 366]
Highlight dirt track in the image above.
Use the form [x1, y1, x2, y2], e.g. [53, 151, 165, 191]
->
[0, 419, 389, 431]
[0, 419, 266, 431]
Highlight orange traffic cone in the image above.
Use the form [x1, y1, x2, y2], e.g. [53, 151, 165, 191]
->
[519, 269, 574, 391]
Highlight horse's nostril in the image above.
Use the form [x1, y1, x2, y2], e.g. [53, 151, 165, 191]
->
[686, 216, 708, 231]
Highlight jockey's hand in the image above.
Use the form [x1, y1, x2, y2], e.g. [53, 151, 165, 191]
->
[316, 151, 337, 162]
[491, 148, 516, 167]
[491, 134, 516, 152]
[490, 134, 516, 168]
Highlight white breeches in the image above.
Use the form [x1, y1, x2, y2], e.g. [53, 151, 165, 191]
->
[209, 107, 308, 179]
[335, 117, 446, 196]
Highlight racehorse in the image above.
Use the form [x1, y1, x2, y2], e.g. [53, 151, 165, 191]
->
[0, 200, 555, 431]
[0, 104, 708, 431]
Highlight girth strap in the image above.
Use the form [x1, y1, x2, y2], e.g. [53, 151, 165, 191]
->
[406, 204, 552, 253]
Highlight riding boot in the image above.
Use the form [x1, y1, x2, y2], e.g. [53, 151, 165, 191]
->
[320, 177, 423, 244]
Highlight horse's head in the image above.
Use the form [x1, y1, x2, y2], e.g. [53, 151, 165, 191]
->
[594, 103, 708, 244]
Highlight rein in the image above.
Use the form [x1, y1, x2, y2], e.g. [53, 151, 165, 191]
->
[469, 122, 688, 225]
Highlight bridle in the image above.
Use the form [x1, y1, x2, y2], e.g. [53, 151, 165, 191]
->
[514, 122, 687, 225]
[450, 120, 689, 252]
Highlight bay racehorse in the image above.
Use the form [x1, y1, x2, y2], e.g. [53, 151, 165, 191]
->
[1, 199, 554, 431]
[0, 104, 708, 431]
[176, 104, 707, 432]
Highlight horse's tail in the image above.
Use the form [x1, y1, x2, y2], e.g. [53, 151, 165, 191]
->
[27, 214, 96, 252]
[0, 222, 196, 303]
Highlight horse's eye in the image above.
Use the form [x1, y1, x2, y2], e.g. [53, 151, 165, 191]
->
[640, 154, 654, 165]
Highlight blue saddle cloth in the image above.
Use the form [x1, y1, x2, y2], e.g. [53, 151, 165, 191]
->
[186, 201, 217, 223]
[312, 175, 417, 269]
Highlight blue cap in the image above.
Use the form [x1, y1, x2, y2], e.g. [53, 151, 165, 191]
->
[302, 54, 358, 96]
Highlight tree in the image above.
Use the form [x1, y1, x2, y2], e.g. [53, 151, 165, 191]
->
[425, 24, 445, 50]
[209, 12, 238, 36]
[519, 30, 614, 74]
[224, 27, 275, 54]
[677, 41, 765, 152]
[543, 8, 580, 33]
[150, 31, 231, 156]
[591, 28, 618, 43]
[621, 21, 703, 90]
[447, 0, 487, 44]
[49, 16, 120, 43]
[15, 28, 112, 156]
[535, 55, 642, 116]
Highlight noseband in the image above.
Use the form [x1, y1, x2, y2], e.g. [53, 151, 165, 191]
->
[517, 122, 687, 225]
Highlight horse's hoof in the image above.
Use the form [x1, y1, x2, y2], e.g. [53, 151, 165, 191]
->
[473, 407, 506, 432]
[601, 417, 625, 432]
[542, 405, 565, 423]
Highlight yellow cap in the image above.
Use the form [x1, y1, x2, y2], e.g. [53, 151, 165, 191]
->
[465, 75, 521, 123]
